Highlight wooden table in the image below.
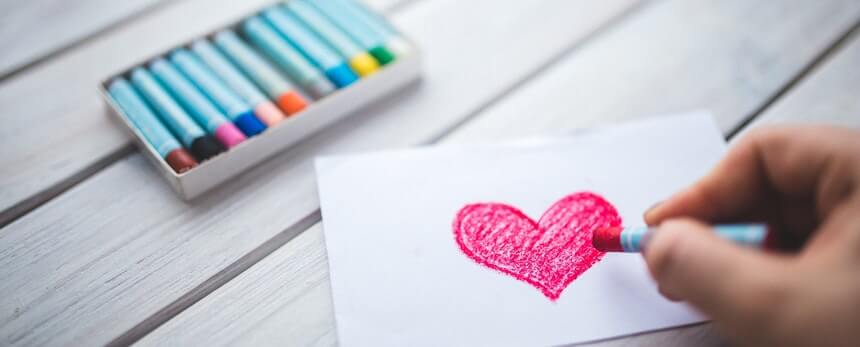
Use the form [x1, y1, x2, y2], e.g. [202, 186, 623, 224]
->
[1, 0, 858, 345]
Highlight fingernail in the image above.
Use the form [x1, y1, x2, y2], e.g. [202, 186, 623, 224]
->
[643, 200, 664, 223]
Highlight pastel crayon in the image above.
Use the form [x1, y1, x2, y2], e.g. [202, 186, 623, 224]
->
[170, 49, 267, 137]
[257, 7, 357, 89]
[150, 58, 246, 149]
[310, 0, 395, 65]
[336, 0, 411, 57]
[241, 16, 336, 98]
[108, 78, 198, 173]
[213, 30, 311, 113]
[191, 39, 290, 124]
[284, 0, 380, 77]
[592, 224, 769, 253]
[130, 68, 224, 161]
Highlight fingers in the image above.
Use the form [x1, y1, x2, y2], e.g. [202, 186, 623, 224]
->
[645, 219, 794, 327]
[803, 195, 860, 258]
[645, 127, 775, 225]
[645, 126, 860, 226]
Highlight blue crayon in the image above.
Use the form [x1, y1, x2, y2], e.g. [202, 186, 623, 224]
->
[241, 15, 336, 98]
[257, 7, 358, 88]
[310, 0, 396, 65]
[149, 58, 247, 149]
[593, 224, 769, 253]
[108, 78, 198, 173]
[334, 0, 411, 57]
[212, 30, 311, 114]
[284, 0, 379, 77]
[190, 39, 289, 125]
[170, 49, 267, 137]
[129, 68, 224, 161]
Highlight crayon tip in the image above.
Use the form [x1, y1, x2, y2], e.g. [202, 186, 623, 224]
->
[592, 226, 625, 252]
[348, 52, 380, 77]
[304, 78, 336, 99]
[165, 148, 198, 173]
[253, 101, 287, 126]
[234, 111, 268, 137]
[324, 63, 359, 88]
[368, 46, 396, 65]
[214, 123, 247, 148]
[385, 38, 412, 57]
[190, 135, 225, 161]
[276, 91, 308, 115]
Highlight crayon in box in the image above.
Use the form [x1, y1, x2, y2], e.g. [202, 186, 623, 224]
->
[100, 0, 421, 200]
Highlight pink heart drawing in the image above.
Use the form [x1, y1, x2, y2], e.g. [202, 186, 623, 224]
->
[453, 192, 622, 301]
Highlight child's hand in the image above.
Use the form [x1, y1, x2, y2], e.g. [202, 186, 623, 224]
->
[643, 126, 860, 347]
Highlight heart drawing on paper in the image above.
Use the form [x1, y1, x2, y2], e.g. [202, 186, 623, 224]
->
[453, 192, 622, 301]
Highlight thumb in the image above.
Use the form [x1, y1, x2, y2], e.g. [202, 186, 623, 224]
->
[644, 218, 794, 326]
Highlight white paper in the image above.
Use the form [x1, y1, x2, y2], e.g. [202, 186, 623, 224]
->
[316, 113, 724, 346]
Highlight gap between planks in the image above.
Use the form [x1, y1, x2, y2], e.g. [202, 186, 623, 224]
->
[0, 0, 644, 345]
[0, 0, 419, 229]
[0, 0, 174, 82]
[108, 210, 322, 347]
[108, 2, 651, 345]
[133, 1, 860, 345]
[726, 17, 860, 138]
[130, 1, 860, 345]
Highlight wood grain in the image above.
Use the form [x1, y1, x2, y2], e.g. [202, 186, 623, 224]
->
[135, 1, 860, 346]
[0, 0, 410, 227]
[0, 0, 166, 78]
[138, 225, 727, 347]
[0, 0, 638, 345]
[442, 0, 860, 144]
[738, 29, 860, 133]
[135, 224, 337, 346]
[0, 0, 285, 226]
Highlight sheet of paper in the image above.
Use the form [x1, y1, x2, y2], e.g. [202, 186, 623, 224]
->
[316, 113, 724, 346]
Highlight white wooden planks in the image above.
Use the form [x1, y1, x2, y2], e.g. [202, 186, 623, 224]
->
[443, 0, 860, 144]
[134, 1, 860, 346]
[0, 0, 638, 345]
[138, 225, 726, 347]
[0, 0, 292, 225]
[740, 29, 860, 132]
[0, 0, 410, 226]
[0, 0, 166, 78]
[135, 224, 336, 346]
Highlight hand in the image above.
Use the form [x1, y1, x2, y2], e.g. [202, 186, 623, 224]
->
[642, 125, 860, 347]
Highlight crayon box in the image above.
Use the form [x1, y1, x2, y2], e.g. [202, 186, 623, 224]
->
[100, 0, 421, 200]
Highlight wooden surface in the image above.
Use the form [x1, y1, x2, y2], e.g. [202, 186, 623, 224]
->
[0, 0, 407, 227]
[741, 25, 860, 132]
[1, 0, 859, 346]
[0, 0, 167, 78]
[0, 0, 638, 345]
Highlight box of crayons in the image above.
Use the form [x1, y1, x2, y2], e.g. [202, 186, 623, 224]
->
[100, 0, 419, 199]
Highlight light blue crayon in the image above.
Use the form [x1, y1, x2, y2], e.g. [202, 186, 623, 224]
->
[283, 0, 378, 79]
[610, 224, 769, 253]
[334, 0, 411, 56]
[191, 39, 291, 124]
[108, 79, 183, 157]
[169, 49, 267, 137]
[259, 7, 357, 88]
[310, 0, 384, 51]
[129, 68, 205, 147]
[191, 39, 269, 106]
[150, 58, 246, 148]
[241, 16, 336, 98]
[285, 0, 362, 59]
[213, 30, 299, 100]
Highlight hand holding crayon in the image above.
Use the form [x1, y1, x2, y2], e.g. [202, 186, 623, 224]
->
[625, 126, 860, 347]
